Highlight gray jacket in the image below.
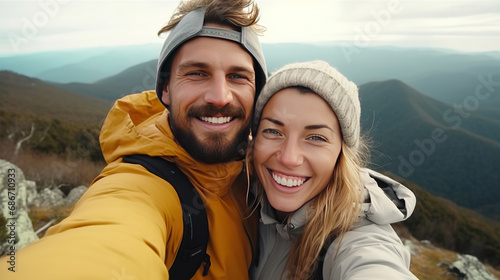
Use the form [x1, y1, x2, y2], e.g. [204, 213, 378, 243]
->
[250, 169, 418, 280]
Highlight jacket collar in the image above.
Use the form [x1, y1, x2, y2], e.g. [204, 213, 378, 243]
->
[260, 197, 310, 240]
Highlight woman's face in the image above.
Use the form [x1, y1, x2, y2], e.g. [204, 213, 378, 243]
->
[253, 88, 342, 216]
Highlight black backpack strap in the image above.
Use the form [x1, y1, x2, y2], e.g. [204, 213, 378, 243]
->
[311, 235, 336, 280]
[123, 154, 211, 279]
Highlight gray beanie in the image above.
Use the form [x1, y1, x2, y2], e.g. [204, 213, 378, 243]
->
[253, 60, 361, 148]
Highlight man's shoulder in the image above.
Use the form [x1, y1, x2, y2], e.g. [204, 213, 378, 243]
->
[88, 160, 182, 207]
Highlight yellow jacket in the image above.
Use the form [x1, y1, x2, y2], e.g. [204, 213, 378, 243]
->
[0, 91, 253, 279]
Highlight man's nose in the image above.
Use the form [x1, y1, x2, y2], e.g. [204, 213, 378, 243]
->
[204, 74, 233, 108]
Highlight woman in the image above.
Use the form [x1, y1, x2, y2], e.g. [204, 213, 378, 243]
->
[247, 60, 418, 279]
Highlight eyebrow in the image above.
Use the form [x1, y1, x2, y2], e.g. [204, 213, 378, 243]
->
[263, 117, 283, 126]
[177, 61, 208, 72]
[230, 65, 255, 76]
[305, 124, 335, 133]
[177, 61, 254, 76]
[262, 118, 335, 133]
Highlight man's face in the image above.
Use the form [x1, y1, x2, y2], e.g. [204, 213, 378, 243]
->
[162, 32, 256, 164]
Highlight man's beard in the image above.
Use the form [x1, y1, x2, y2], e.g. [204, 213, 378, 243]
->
[169, 104, 251, 164]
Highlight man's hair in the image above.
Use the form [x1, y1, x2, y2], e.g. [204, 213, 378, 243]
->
[158, 0, 264, 36]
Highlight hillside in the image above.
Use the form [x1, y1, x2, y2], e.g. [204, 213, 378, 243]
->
[57, 59, 158, 101]
[360, 80, 500, 221]
[392, 175, 500, 269]
[0, 71, 111, 160]
[0, 71, 112, 124]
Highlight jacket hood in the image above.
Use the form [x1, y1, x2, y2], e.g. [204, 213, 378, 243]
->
[360, 168, 416, 225]
[100, 90, 170, 163]
[99, 90, 243, 195]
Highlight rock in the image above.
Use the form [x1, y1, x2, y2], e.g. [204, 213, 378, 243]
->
[31, 185, 87, 207]
[404, 239, 421, 256]
[65, 185, 87, 205]
[421, 240, 435, 248]
[0, 159, 39, 254]
[31, 187, 65, 207]
[57, 184, 74, 196]
[447, 254, 498, 280]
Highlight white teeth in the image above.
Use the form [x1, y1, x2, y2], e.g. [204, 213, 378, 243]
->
[272, 173, 306, 188]
[200, 116, 232, 124]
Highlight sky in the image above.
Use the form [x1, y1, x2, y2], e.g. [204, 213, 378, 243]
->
[0, 0, 499, 56]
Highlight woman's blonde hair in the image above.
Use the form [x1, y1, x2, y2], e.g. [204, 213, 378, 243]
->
[158, 0, 264, 36]
[247, 101, 370, 279]
[287, 141, 367, 279]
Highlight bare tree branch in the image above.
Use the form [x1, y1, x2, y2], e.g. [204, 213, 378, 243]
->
[14, 122, 35, 156]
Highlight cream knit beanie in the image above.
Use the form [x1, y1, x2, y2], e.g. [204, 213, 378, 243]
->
[253, 60, 361, 148]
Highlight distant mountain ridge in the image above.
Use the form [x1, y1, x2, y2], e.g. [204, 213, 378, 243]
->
[359, 80, 500, 220]
[2, 43, 499, 108]
[57, 59, 158, 101]
[0, 44, 161, 83]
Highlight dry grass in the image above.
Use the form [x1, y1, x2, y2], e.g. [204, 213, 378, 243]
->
[409, 238, 458, 280]
[488, 265, 500, 279]
[29, 205, 74, 236]
[406, 237, 500, 280]
[0, 138, 105, 190]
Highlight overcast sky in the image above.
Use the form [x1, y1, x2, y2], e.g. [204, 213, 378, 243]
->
[1, 0, 499, 56]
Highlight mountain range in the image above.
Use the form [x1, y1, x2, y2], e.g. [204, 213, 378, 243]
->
[0, 44, 161, 83]
[2, 43, 500, 108]
[359, 80, 500, 221]
[1, 43, 499, 222]
[1, 52, 500, 272]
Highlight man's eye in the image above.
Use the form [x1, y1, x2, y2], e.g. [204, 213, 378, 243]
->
[187, 72, 205, 76]
[229, 73, 247, 79]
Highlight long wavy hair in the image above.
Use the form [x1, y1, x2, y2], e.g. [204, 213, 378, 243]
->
[157, 0, 264, 36]
[247, 118, 369, 280]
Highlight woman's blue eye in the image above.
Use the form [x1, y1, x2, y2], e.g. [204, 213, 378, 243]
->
[262, 128, 280, 135]
[308, 135, 327, 142]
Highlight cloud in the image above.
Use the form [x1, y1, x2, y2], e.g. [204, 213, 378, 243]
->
[0, 0, 498, 55]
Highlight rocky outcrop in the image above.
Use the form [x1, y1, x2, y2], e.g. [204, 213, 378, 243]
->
[32, 187, 65, 207]
[65, 185, 87, 205]
[31, 185, 87, 207]
[0, 159, 89, 256]
[446, 254, 498, 280]
[0, 159, 39, 254]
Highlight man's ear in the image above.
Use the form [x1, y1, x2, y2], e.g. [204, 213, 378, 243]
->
[162, 82, 170, 106]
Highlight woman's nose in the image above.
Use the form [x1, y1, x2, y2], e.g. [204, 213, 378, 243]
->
[277, 138, 303, 167]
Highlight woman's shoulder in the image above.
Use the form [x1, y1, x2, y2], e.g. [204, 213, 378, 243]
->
[322, 223, 417, 279]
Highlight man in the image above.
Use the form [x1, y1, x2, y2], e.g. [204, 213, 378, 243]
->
[0, 0, 267, 279]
